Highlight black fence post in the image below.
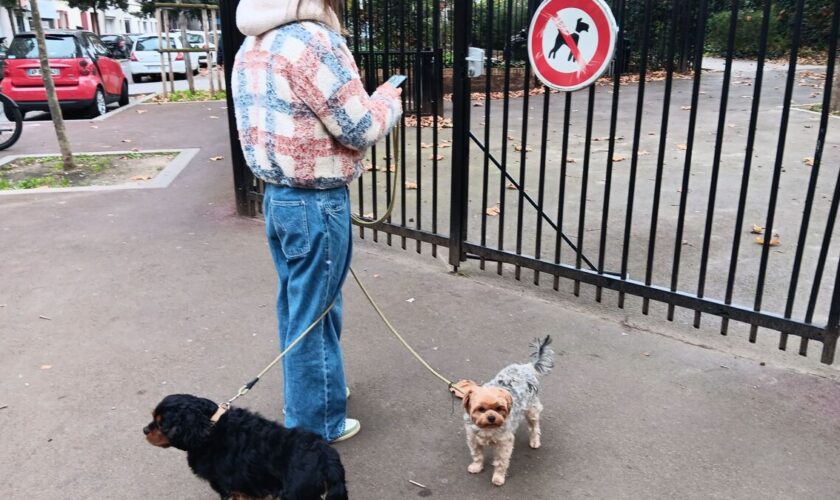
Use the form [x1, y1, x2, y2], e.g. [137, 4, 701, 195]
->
[219, 0, 252, 216]
[448, 0, 472, 268]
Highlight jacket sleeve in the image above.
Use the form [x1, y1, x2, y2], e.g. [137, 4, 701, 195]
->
[287, 34, 402, 152]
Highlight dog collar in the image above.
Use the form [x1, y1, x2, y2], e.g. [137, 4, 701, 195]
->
[210, 404, 228, 424]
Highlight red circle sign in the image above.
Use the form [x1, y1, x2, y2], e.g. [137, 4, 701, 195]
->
[528, 0, 618, 92]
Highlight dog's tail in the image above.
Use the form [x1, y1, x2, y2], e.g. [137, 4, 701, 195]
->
[529, 335, 555, 375]
[324, 449, 349, 500]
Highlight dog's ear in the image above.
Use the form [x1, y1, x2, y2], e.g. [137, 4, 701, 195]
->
[502, 390, 513, 412]
[462, 388, 474, 411]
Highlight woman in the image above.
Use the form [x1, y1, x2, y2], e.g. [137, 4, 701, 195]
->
[232, 0, 402, 442]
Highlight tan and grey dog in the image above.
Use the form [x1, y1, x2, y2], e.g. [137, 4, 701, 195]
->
[453, 336, 554, 486]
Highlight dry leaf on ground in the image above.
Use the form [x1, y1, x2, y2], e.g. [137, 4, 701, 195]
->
[566, 157, 577, 163]
[486, 205, 501, 216]
[136, 110, 147, 114]
[428, 155, 444, 161]
[803, 156, 815, 166]
[121, 139, 132, 143]
[680, 106, 692, 110]
[209, 156, 224, 161]
[405, 181, 418, 189]
[507, 182, 517, 190]
[131, 175, 152, 181]
[750, 224, 764, 234]
[755, 236, 781, 246]
[612, 154, 626, 162]
[420, 142, 432, 149]
[677, 144, 688, 150]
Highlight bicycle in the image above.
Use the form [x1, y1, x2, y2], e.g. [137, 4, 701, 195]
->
[0, 91, 23, 150]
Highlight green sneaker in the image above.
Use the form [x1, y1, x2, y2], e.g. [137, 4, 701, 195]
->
[331, 418, 360, 443]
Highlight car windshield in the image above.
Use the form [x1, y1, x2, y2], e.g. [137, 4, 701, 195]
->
[7, 34, 80, 59]
[135, 37, 177, 51]
[101, 35, 118, 42]
[186, 33, 203, 44]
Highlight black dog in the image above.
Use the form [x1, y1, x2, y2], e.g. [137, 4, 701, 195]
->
[548, 17, 590, 62]
[144, 394, 348, 500]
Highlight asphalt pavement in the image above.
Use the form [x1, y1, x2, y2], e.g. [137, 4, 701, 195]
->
[1, 94, 839, 499]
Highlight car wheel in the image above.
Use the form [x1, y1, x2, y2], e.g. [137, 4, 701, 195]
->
[118, 80, 129, 107]
[132, 74, 143, 84]
[88, 87, 107, 118]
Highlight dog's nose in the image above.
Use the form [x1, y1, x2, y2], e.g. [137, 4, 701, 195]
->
[143, 426, 151, 435]
[487, 415, 496, 423]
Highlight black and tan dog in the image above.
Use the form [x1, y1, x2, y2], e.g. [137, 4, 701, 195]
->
[144, 394, 348, 500]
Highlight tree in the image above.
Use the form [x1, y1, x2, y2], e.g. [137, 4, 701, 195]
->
[66, 0, 128, 34]
[29, 0, 76, 170]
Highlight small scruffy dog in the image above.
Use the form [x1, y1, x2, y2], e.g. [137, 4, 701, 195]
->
[455, 336, 554, 486]
[143, 394, 348, 500]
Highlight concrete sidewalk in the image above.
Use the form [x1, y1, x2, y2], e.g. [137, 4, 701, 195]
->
[1, 101, 839, 499]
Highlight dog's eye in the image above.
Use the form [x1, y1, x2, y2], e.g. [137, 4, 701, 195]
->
[477, 406, 485, 412]
[496, 406, 503, 412]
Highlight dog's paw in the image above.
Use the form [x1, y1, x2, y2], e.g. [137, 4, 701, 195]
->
[529, 437, 541, 449]
[468, 462, 484, 474]
[492, 472, 506, 486]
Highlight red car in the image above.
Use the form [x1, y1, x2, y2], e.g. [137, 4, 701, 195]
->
[1, 30, 129, 118]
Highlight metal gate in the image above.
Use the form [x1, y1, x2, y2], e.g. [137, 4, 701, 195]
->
[222, 0, 840, 364]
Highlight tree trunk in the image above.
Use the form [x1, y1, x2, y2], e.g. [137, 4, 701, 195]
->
[178, 8, 195, 92]
[92, 7, 100, 35]
[832, 55, 840, 114]
[29, 0, 76, 171]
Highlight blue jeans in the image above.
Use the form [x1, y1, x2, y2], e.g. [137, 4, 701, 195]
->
[263, 183, 352, 441]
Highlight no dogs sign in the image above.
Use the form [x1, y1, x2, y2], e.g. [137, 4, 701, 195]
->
[528, 0, 618, 92]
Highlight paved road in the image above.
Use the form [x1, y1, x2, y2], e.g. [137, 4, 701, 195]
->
[1, 100, 839, 499]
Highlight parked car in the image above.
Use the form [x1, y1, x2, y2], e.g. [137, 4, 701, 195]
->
[1, 30, 129, 118]
[100, 34, 131, 59]
[179, 30, 219, 67]
[129, 34, 199, 83]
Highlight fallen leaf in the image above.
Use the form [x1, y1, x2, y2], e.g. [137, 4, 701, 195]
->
[406, 297, 415, 303]
[405, 181, 418, 189]
[638, 150, 650, 156]
[750, 224, 764, 234]
[90, 125, 99, 129]
[378, 166, 397, 172]
[486, 205, 501, 216]
[507, 135, 515, 141]
[428, 155, 444, 161]
[136, 110, 147, 114]
[209, 115, 219, 119]
[472, 102, 484, 107]
[130, 175, 152, 181]
[727, 123, 736, 128]
[681, 106, 692, 110]
[507, 182, 517, 190]
[41, 365, 52, 370]
[677, 144, 688, 150]
[209, 156, 224, 161]
[420, 142, 433, 149]
[39, 315, 51, 320]
[566, 157, 577, 163]
[363, 162, 373, 172]
[803, 156, 815, 166]
[755, 236, 781, 246]
[514, 144, 533, 152]
[612, 154, 626, 162]
[440, 143, 451, 148]
[121, 139, 132, 143]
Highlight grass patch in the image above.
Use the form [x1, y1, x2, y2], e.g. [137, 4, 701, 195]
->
[0, 152, 177, 191]
[151, 89, 226, 103]
[807, 104, 840, 116]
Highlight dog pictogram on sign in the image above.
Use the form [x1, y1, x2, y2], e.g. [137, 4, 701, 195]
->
[528, 0, 618, 92]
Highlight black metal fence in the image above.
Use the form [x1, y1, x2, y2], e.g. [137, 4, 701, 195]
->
[223, 0, 840, 364]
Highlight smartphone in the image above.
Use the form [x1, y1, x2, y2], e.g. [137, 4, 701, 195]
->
[386, 74, 407, 88]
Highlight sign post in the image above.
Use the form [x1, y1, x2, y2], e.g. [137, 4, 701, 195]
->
[528, 0, 618, 92]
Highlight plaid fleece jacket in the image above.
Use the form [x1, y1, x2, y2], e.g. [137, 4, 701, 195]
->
[232, 22, 402, 189]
